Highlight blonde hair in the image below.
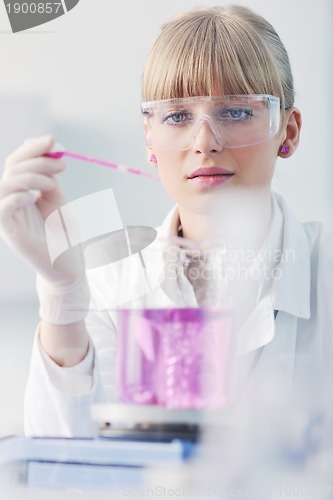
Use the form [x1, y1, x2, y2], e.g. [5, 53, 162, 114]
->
[142, 5, 294, 112]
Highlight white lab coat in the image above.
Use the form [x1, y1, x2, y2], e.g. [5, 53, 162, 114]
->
[24, 193, 333, 437]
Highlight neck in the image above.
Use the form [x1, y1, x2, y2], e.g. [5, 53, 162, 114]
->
[178, 188, 273, 252]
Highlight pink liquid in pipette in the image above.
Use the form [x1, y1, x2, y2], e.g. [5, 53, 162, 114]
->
[44, 151, 158, 180]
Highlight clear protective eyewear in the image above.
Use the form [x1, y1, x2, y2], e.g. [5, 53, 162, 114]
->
[141, 94, 281, 151]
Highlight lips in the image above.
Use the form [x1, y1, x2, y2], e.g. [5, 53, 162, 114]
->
[187, 166, 234, 188]
[188, 167, 234, 179]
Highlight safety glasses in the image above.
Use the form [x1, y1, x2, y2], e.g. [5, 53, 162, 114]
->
[141, 94, 281, 151]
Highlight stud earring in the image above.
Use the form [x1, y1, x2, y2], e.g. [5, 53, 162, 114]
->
[150, 154, 157, 163]
[280, 144, 290, 154]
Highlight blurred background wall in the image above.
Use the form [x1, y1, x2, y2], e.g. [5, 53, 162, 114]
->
[0, 0, 332, 435]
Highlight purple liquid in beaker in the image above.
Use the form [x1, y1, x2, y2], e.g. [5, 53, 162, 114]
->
[116, 308, 233, 409]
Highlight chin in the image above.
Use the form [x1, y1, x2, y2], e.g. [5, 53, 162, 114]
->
[177, 194, 224, 217]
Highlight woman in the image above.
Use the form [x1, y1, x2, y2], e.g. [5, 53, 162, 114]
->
[0, 5, 332, 437]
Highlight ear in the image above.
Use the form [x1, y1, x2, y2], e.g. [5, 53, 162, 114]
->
[278, 107, 302, 158]
[143, 123, 158, 166]
[146, 146, 158, 166]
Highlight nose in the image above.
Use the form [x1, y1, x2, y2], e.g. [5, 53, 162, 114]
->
[192, 116, 224, 155]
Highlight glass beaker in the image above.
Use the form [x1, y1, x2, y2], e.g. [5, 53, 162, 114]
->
[116, 307, 233, 409]
[115, 236, 235, 410]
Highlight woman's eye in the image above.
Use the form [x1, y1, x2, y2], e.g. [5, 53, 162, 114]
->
[161, 111, 192, 125]
[219, 107, 254, 121]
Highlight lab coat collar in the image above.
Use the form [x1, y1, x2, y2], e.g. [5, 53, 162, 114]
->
[271, 193, 311, 320]
[157, 204, 181, 239]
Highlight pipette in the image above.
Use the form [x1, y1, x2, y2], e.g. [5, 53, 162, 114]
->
[44, 151, 159, 180]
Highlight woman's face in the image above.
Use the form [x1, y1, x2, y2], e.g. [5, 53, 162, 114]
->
[146, 106, 293, 215]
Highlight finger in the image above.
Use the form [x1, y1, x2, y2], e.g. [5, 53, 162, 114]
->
[5, 135, 55, 168]
[0, 173, 56, 199]
[4, 156, 67, 178]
